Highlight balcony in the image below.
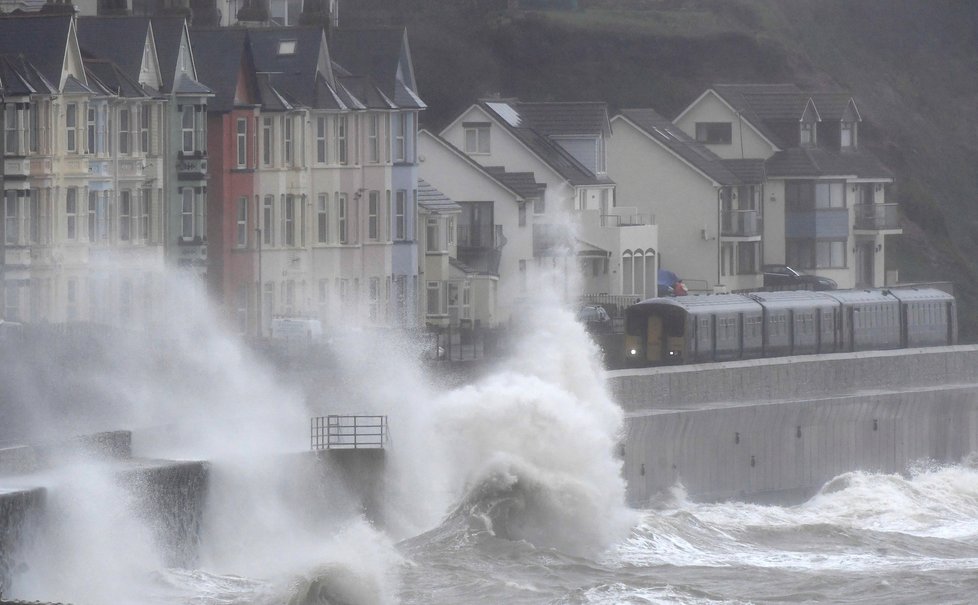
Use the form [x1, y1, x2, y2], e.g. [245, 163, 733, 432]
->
[600, 213, 653, 227]
[457, 224, 495, 250]
[721, 209, 761, 237]
[786, 208, 849, 239]
[3, 158, 29, 179]
[854, 203, 900, 232]
[176, 153, 207, 180]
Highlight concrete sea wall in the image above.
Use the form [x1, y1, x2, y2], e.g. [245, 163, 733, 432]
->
[608, 345, 978, 505]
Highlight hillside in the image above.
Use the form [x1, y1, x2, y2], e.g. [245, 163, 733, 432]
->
[400, 0, 978, 340]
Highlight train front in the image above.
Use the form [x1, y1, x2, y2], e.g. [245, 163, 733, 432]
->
[623, 298, 689, 366]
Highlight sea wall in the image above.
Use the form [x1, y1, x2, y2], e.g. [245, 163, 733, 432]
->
[608, 345, 978, 505]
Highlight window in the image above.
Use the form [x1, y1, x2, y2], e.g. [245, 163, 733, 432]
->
[395, 112, 407, 162]
[236, 197, 248, 247]
[426, 218, 439, 252]
[66, 278, 78, 321]
[369, 277, 380, 322]
[97, 105, 107, 154]
[800, 121, 814, 146]
[426, 281, 441, 315]
[139, 188, 150, 242]
[4, 105, 17, 155]
[316, 116, 327, 164]
[395, 190, 406, 240]
[236, 118, 248, 167]
[368, 114, 379, 163]
[181, 107, 195, 153]
[283, 116, 293, 166]
[3, 190, 20, 244]
[284, 195, 295, 246]
[815, 182, 845, 209]
[66, 103, 78, 153]
[368, 191, 379, 240]
[816, 240, 846, 268]
[85, 106, 97, 154]
[336, 116, 348, 165]
[262, 117, 273, 165]
[89, 190, 109, 243]
[737, 241, 758, 274]
[317, 193, 329, 243]
[338, 193, 348, 244]
[28, 190, 39, 244]
[447, 216, 455, 245]
[277, 39, 297, 55]
[181, 188, 195, 239]
[463, 122, 490, 154]
[694, 122, 732, 144]
[29, 101, 39, 153]
[263, 195, 273, 245]
[119, 108, 131, 155]
[66, 188, 77, 240]
[119, 190, 132, 241]
[140, 104, 151, 153]
[533, 197, 545, 215]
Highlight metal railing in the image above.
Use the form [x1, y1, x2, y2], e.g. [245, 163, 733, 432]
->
[600, 213, 654, 227]
[311, 415, 388, 450]
[457, 224, 495, 249]
[854, 203, 899, 230]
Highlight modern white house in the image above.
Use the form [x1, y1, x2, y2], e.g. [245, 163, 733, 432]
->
[438, 99, 658, 304]
[608, 108, 765, 293]
[674, 84, 899, 289]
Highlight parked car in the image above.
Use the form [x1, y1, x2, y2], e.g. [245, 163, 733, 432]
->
[762, 265, 838, 291]
[577, 305, 612, 334]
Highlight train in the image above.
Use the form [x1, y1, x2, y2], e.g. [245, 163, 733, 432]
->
[623, 287, 957, 366]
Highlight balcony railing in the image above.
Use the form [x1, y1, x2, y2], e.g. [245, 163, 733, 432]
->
[457, 224, 495, 249]
[854, 203, 899, 230]
[600, 213, 654, 227]
[721, 209, 761, 237]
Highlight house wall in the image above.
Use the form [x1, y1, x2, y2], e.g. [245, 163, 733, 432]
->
[674, 92, 778, 160]
[607, 119, 719, 290]
[418, 131, 527, 325]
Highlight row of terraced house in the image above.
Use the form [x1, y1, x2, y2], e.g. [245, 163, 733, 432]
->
[0, 6, 901, 338]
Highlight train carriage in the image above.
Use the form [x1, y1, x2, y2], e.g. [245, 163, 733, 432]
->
[623, 287, 957, 367]
[889, 288, 957, 348]
[747, 291, 840, 356]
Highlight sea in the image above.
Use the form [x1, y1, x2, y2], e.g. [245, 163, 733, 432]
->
[3, 281, 978, 605]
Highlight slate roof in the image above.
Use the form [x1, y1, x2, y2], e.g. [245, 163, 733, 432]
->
[248, 27, 338, 110]
[619, 108, 739, 187]
[76, 16, 151, 85]
[417, 178, 460, 213]
[809, 92, 860, 120]
[721, 159, 766, 184]
[765, 147, 893, 179]
[329, 28, 424, 110]
[0, 54, 55, 96]
[484, 166, 546, 199]
[515, 101, 611, 137]
[479, 99, 612, 186]
[84, 57, 149, 98]
[0, 13, 73, 88]
[191, 28, 253, 112]
[150, 16, 186, 93]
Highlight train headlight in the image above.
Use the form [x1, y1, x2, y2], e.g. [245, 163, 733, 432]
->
[629, 348, 638, 356]
[668, 350, 677, 357]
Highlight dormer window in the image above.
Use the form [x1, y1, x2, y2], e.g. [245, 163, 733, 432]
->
[841, 120, 857, 149]
[277, 40, 297, 55]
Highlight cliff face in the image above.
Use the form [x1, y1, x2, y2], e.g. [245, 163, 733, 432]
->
[403, 0, 978, 339]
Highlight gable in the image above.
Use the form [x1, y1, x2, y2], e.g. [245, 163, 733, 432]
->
[62, 18, 88, 90]
[140, 27, 162, 91]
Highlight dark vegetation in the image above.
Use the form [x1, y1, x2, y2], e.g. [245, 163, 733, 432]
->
[400, 0, 978, 341]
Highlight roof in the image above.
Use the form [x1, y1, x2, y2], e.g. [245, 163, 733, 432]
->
[0, 13, 73, 87]
[479, 99, 612, 186]
[190, 28, 252, 112]
[248, 27, 336, 110]
[809, 92, 860, 121]
[329, 28, 424, 110]
[0, 54, 55, 96]
[765, 147, 893, 179]
[722, 159, 766, 184]
[76, 16, 151, 85]
[515, 101, 611, 137]
[484, 166, 546, 199]
[84, 58, 149, 99]
[150, 16, 186, 93]
[417, 178, 460, 213]
[618, 108, 739, 187]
